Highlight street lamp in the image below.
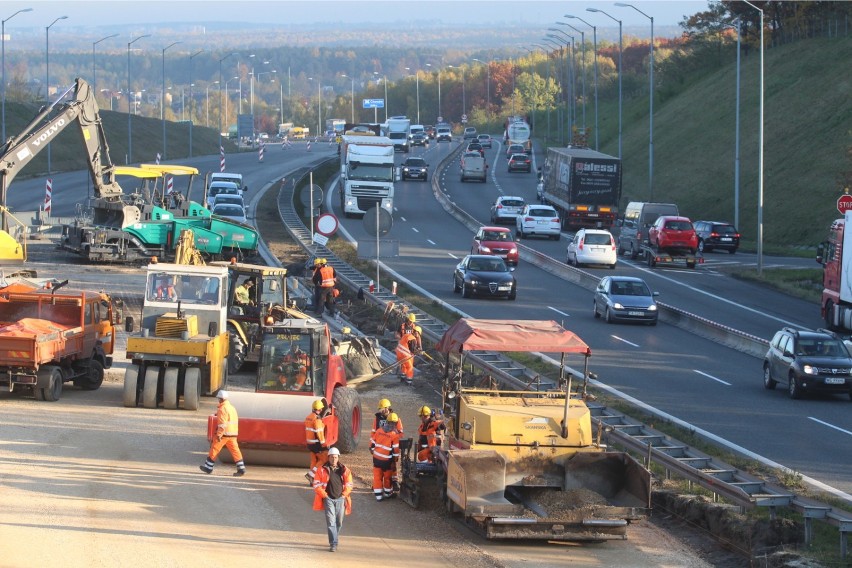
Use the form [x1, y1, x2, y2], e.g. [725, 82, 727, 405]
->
[250, 59, 271, 120]
[404, 67, 420, 124]
[2, 7, 33, 146]
[224, 76, 238, 131]
[308, 77, 321, 137]
[188, 49, 203, 158]
[471, 58, 491, 119]
[127, 34, 151, 164]
[206, 81, 218, 127]
[517, 47, 535, 133]
[548, 29, 575, 139]
[45, 15, 67, 174]
[448, 65, 465, 121]
[558, 21, 585, 134]
[615, 3, 654, 199]
[218, 52, 238, 151]
[161, 41, 181, 161]
[566, 14, 598, 150]
[341, 74, 355, 123]
[587, 7, 622, 158]
[743, 0, 765, 275]
[92, 33, 118, 106]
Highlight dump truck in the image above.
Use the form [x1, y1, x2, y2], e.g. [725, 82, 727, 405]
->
[207, 316, 382, 465]
[539, 147, 622, 231]
[411, 318, 651, 541]
[0, 281, 115, 401]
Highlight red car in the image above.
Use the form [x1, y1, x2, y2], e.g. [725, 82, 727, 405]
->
[648, 216, 699, 253]
[471, 226, 519, 267]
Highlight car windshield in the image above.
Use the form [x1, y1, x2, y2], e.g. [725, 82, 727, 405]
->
[796, 339, 846, 357]
[483, 231, 512, 241]
[528, 208, 555, 217]
[348, 162, 394, 182]
[405, 158, 426, 166]
[715, 225, 736, 234]
[468, 258, 507, 272]
[389, 132, 406, 139]
[584, 233, 612, 245]
[611, 280, 651, 296]
[510, 154, 527, 160]
[213, 205, 245, 216]
[665, 221, 693, 231]
[215, 196, 243, 206]
[501, 199, 524, 207]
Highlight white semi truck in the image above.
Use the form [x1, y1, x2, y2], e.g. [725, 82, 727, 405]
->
[339, 134, 396, 218]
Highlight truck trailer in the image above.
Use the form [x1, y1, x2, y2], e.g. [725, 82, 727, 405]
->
[338, 134, 395, 217]
[540, 147, 622, 231]
[818, 210, 852, 330]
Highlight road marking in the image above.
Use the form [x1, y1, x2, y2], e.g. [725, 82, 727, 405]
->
[412, 227, 420, 233]
[448, 252, 460, 259]
[693, 369, 732, 386]
[427, 239, 436, 245]
[547, 306, 571, 317]
[808, 417, 852, 437]
[400, 216, 407, 222]
[612, 335, 640, 347]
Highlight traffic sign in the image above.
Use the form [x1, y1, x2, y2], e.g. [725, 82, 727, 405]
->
[461, 113, 468, 121]
[362, 98, 385, 109]
[316, 213, 339, 237]
[437, 116, 443, 123]
[837, 194, 852, 215]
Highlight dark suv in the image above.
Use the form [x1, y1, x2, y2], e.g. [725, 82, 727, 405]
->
[693, 220, 740, 254]
[763, 327, 852, 400]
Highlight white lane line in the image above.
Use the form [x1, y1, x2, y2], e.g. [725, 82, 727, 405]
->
[693, 369, 732, 386]
[448, 252, 460, 259]
[808, 417, 852, 437]
[412, 227, 420, 233]
[400, 216, 407, 221]
[548, 306, 571, 317]
[612, 335, 640, 347]
[427, 239, 436, 245]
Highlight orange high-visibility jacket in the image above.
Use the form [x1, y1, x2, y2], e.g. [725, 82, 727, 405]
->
[319, 265, 336, 288]
[371, 427, 400, 462]
[312, 462, 353, 514]
[305, 411, 326, 447]
[216, 400, 239, 437]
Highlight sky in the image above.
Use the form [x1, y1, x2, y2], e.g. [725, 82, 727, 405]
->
[3, 0, 710, 29]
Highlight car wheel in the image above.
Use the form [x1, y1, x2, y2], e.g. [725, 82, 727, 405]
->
[516, 228, 523, 240]
[551, 233, 559, 241]
[629, 243, 639, 260]
[788, 373, 801, 399]
[605, 307, 614, 324]
[508, 289, 516, 301]
[452, 275, 460, 293]
[593, 301, 600, 318]
[609, 263, 616, 269]
[698, 240, 707, 253]
[462, 282, 472, 298]
[763, 364, 777, 390]
[729, 248, 737, 254]
[616, 240, 624, 256]
[566, 253, 573, 266]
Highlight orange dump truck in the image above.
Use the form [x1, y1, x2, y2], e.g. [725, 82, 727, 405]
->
[0, 284, 115, 401]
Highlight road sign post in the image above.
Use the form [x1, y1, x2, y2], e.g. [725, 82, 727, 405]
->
[837, 194, 852, 215]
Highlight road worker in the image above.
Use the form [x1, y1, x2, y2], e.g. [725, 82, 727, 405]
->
[234, 278, 255, 306]
[277, 343, 310, 391]
[199, 390, 246, 476]
[154, 276, 177, 301]
[305, 398, 329, 484]
[370, 412, 400, 501]
[416, 405, 446, 463]
[312, 446, 353, 553]
[413, 324, 423, 350]
[312, 258, 337, 317]
[399, 312, 417, 338]
[396, 329, 420, 385]
[372, 398, 404, 492]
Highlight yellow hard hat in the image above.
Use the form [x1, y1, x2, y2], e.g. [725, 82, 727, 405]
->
[320, 258, 328, 265]
[314, 258, 323, 267]
[387, 412, 399, 423]
[408, 313, 416, 322]
[312, 399, 324, 411]
[414, 326, 422, 334]
[418, 405, 431, 417]
[377, 398, 391, 410]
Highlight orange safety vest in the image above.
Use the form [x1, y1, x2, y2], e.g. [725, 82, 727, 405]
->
[397, 332, 417, 357]
[418, 418, 445, 449]
[371, 427, 400, 462]
[156, 283, 175, 299]
[216, 400, 239, 437]
[319, 265, 335, 288]
[305, 411, 326, 447]
[372, 412, 404, 437]
[312, 462, 353, 514]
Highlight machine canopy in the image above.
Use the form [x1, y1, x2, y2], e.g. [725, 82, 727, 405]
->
[435, 319, 589, 355]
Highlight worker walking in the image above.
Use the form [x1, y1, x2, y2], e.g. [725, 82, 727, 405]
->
[305, 399, 329, 484]
[370, 412, 401, 501]
[312, 447, 352, 553]
[312, 258, 337, 317]
[200, 390, 246, 477]
[396, 329, 420, 385]
[416, 405, 446, 463]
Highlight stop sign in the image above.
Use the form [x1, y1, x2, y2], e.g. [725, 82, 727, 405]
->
[837, 195, 852, 215]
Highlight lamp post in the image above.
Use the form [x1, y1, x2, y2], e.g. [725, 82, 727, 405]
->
[471, 58, 491, 119]
[2, 7, 33, 146]
[518, 47, 536, 134]
[250, 59, 270, 119]
[92, 33, 118, 108]
[558, 21, 585, 134]
[548, 29, 575, 140]
[218, 52, 238, 151]
[127, 34, 150, 165]
[45, 15, 67, 174]
[206, 81, 218, 127]
[615, 3, 653, 199]
[587, 7, 622, 158]
[308, 77, 321, 137]
[743, 0, 765, 275]
[733, 18, 741, 231]
[532, 44, 551, 140]
[541, 39, 564, 143]
[448, 65, 465, 121]
[341, 74, 355, 123]
[187, 49, 203, 158]
[566, 15, 597, 150]
[161, 41, 181, 161]
[224, 76, 238, 132]
[404, 67, 420, 124]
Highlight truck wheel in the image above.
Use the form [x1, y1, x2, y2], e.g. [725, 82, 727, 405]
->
[228, 329, 247, 375]
[763, 364, 777, 390]
[332, 386, 362, 453]
[33, 385, 45, 401]
[142, 367, 160, 408]
[80, 360, 104, 391]
[183, 368, 201, 411]
[163, 368, 180, 410]
[39, 367, 63, 402]
[123, 365, 140, 407]
[823, 301, 835, 330]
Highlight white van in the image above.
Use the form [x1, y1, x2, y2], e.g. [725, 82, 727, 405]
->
[409, 124, 425, 140]
[209, 172, 245, 192]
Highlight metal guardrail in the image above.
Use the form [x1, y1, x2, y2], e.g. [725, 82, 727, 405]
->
[275, 148, 849, 559]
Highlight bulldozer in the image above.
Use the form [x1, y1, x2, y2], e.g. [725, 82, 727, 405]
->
[400, 318, 652, 541]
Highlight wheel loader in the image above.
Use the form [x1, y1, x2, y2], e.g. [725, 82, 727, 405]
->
[400, 318, 652, 541]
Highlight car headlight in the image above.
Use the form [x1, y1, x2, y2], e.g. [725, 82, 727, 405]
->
[613, 302, 624, 310]
[802, 364, 817, 375]
[403, 167, 410, 172]
[480, 246, 491, 253]
[647, 305, 658, 312]
[469, 279, 478, 285]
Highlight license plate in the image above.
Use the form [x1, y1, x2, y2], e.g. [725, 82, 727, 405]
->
[824, 377, 846, 385]
[591, 247, 604, 252]
[498, 286, 511, 291]
[537, 220, 549, 225]
[628, 311, 644, 316]
[721, 237, 732, 242]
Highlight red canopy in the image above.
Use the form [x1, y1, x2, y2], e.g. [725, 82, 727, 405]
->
[435, 318, 590, 355]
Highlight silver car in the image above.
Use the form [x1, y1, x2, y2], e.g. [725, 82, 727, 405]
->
[593, 276, 659, 325]
[490, 196, 525, 224]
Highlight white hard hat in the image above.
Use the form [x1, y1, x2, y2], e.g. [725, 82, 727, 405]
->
[217, 390, 229, 400]
[327, 447, 341, 456]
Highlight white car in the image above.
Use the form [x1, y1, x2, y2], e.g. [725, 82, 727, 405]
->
[211, 203, 248, 224]
[566, 229, 617, 269]
[206, 181, 240, 209]
[516, 204, 560, 240]
[490, 196, 525, 224]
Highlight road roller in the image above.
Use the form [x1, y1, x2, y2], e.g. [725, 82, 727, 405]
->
[208, 317, 369, 466]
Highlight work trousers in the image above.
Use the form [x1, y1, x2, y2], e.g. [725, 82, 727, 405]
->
[208, 435, 243, 463]
[308, 449, 328, 480]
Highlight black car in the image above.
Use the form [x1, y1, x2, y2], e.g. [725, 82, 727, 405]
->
[763, 327, 852, 400]
[693, 220, 740, 254]
[452, 254, 517, 300]
[410, 133, 429, 147]
[508, 153, 531, 172]
[466, 142, 485, 157]
[401, 157, 429, 181]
